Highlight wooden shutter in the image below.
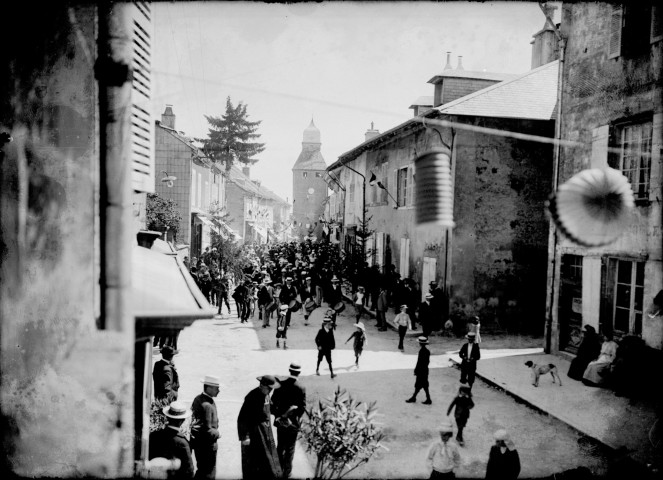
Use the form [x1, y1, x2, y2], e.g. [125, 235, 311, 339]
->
[590, 125, 610, 169]
[393, 168, 399, 207]
[652, 5, 663, 43]
[608, 5, 623, 59]
[129, 1, 155, 193]
[406, 164, 414, 206]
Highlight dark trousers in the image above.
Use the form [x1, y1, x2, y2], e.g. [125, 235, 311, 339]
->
[285, 309, 292, 328]
[192, 442, 217, 480]
[217, 292, 230, 314]
[376, 310, 387, 329]
[430, 470, 455, 479]
[317, 349, 333, 373]
[460, 361, 477, 387]
[398, 326, 407, 349]
[276, 427, 298, 478]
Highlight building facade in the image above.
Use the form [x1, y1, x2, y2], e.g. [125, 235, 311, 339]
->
[549, 3, 662, 353]
[292, 119, 328, 240]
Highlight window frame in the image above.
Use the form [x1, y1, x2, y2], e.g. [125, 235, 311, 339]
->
[602, 257, 645, 336]
[613, 117, 653, 202]
[397, 166, 408, 207]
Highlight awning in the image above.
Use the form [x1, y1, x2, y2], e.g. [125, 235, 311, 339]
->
[133, 245, 215, 339]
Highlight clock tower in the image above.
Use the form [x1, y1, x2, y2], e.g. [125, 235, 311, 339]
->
[292, 119, 327, 240]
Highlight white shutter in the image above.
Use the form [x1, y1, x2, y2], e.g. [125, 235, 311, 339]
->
[591, 125, 610, 169]
[608, 5, 623, 59]
[130, 1, 155, 193]
[376, 232, 385, 268]
[422, 257, 437, 301]
[400, 237, 410, 279]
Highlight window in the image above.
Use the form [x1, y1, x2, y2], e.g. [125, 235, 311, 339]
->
[602, 257, 645, 336]
[379, 163, 388, 204]
[609, 5, 656, 59]
[397, 167, 408, 206]
[614, 119, 652, 200]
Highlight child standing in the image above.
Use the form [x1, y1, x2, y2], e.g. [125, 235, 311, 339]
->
[394, 305, 412, 351]
[352, 286, 367, 323]
[426, 419, 461, 479]
[276, 305, 289, 350]
[345, 322, 367, 368]
[446, 384, 474, 446]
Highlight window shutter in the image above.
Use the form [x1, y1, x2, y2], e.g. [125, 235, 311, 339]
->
[400, 237, 410, 279]
[406, 165, 414, 206]
[130, 1, 154, 193]
[608, 5, 623, 59]
[652, 5, 663, 43]
[393, 168, 399, 207]
[590, 125, 610, 169]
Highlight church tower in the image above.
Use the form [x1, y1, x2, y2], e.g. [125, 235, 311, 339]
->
[292, 119, 327, 240]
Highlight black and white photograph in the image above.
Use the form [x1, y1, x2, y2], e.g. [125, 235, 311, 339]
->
[1, 1, 661, 479]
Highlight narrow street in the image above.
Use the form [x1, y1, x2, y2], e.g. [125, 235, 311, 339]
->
[173, 302, 611, 479]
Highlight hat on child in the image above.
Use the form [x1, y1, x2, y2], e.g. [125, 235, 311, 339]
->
[439, 419, 454, 433]
[355, 322, 365, 331]
[417, 336, 429, 344]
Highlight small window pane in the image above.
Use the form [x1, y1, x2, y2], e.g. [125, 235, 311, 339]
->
[634, 313, 642, 335]
[616, 284, 631, 307]
[617, 260, 632, 283]
[636, 262, 645, 284]
[614, 307, 630, 332]
[634, 286, 644, 310]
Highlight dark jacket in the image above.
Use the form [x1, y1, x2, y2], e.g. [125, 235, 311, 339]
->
[149, 427, 195, 480]
[315, 327, 336, 351]
[190, 393, 220, 447]
[418, 301, 434, 333]
[279, 284, 298, 304]
[459, 342, 481, 363]
[447, 394, 475, 420]
[153, 359, 179, 402]
[414, 346, 430, 377]
[486, 445, 521, 480]
[271, 377, 306, 430]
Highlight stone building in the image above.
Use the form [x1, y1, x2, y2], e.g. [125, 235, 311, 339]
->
[292, 119, 328, 240]
[548, 3, 662, 353]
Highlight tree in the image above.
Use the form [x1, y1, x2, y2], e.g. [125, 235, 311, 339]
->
[198, 97, 265, 172]
[300, 386, 385, 479]
[146, 193, 182, 241]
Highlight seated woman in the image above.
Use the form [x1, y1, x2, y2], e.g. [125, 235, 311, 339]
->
[567, 325, 601, 381]
[582, 332, 618, 386]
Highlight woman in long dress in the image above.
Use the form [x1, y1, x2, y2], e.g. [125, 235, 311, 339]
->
[567, 325, 601, 380]
[582, 332, 618, 386]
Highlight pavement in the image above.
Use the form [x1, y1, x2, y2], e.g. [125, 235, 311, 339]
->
[352, 292, 662, 471]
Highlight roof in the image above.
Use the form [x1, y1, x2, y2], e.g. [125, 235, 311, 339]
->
[156, 121, 212, 166]
[428, 69, 518, 84]
[330, 61, 558, 169]
[292, 147, 327, 171]
[227, 165, 289, 205]
[409, 96, 433, 108]
[434, 60, 558, 120]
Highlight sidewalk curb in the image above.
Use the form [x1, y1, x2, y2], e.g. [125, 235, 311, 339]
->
[447, 358, 619, 454]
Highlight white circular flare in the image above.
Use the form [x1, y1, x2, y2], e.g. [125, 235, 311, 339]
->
[547, 168, 635, 247]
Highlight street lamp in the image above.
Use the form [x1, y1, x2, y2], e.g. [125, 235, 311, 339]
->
[369, 172, 398, 208]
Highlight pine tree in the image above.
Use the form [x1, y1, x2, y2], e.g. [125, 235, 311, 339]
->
[199, 97, 265, 172]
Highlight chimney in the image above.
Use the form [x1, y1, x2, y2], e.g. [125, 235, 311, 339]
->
[242, 166, 250, 178]
[364, 121, 380, 142]
[161, 104, 175, 129]
[444, 51, 452, 70]
[456, 56, 464, 70]
[530, 4, 559, 69]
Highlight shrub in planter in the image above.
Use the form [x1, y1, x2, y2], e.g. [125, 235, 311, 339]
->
[300, 386, 385, 479]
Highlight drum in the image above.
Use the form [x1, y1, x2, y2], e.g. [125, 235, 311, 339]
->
[288, 299, 301, 312]
[267, 301, 277, 314]
[333, 302, 345, 313]
[304, 299, 317, 313]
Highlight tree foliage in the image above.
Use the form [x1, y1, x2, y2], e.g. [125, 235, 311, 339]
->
[198, 96, 265, 172]
[146, 193, 182, 240]
[300, 386, 385, 479]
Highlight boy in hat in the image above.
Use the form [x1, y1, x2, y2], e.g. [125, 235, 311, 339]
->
[426, 419, 461, 479]
[394, 304, 412, 351]
[419, 293, 435, 337]
[446, 384, 474, 446]
[345, 322, 367, 368]
[326, 275, 343, 310]
[149, 400, 194, 479]
[238, 375, 282, 479]
[459, 332, 481, 388]
[485, 429, 520, 480]
[276, 305, 289, 350]
[271, 363, 306, 478]
[406, 336, 432, 404]
[315, 317, 336, 378]
[190, 375, 221, 479]
[153, 345, 180, 402]
[279, 277, 298, 328]
[352, 286, 367, 323]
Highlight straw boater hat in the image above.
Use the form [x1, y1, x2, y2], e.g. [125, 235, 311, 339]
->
[280, 304, 289, 312]
[417, 336, 429, 344]
[466, 332, 476, 339]
[201, 375, 222, 387]
[264, 277, 272, 284]
[400, 304, 408, 310]
[355, 322, 365, 330]
[323, 317, 333, 324]
[288, 362, 302, 373]
[493, 429, 515, 449]
[439, 419, 454, 434]
[331, 275, 340, 282]
[162, 401, 192, 419]
[425, 293, 434, 299]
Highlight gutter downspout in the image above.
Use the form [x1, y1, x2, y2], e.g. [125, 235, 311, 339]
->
[541, 3, 565, 354]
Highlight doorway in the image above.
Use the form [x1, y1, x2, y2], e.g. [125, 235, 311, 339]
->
[558, 254, 583, 353]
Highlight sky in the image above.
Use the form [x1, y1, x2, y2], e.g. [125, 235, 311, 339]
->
[152, 1, 560, 202]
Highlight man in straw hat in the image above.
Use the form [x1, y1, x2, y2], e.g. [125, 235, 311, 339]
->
[315, 317, 336, 378]
[153, 345, 180, 402]
[419, 293, 435, 337]
[485, 429, 520, 480]
[426, 418, 461, 479]
[149, 400, 194, 479]
[459, 331, 481, 388]
[279, 276, 298, 328]
[190, 375, 221, 479]
[394, 304, 412, 351]
[237, 375, 283, 479]
[406, 336, 432, 404]
[271, 363, 306, 478]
